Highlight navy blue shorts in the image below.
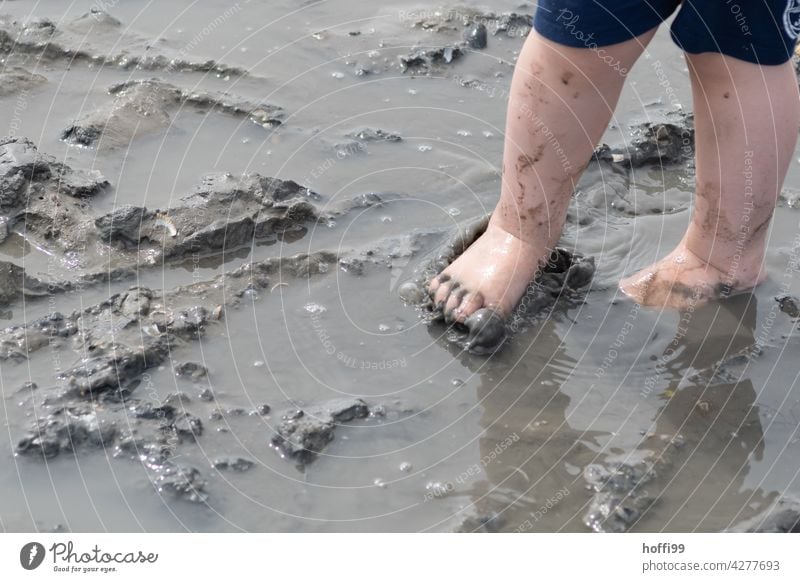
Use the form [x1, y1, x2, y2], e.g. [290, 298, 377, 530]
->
[534, 0, 800, 65]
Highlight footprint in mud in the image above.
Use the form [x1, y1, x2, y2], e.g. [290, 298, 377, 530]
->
[398, 214, 595, 355]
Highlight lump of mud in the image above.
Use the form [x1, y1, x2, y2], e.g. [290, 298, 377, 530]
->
[400, 45, 464, 73]
[727, 496, 800, 533]
[175, 362, 209, 381]
[347, 128, 402, 142]
[270, 398, 369, 464]
[776, 294, 800, 318]
[583, 461, 656, 532]
[1, 137, 109, 250]
[595, 117, 695, 168]
[0, 66, 46, 97]
[16, 405, 117, 459]
[213, 457, 255, 472]
[60, 79, 283, 150]
[0, 11, 247, 78]
[0, 261, 56, 306]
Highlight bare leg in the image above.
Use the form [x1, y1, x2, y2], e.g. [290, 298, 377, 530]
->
[620, 52, 800, 308]
[428, 29, 656, 321]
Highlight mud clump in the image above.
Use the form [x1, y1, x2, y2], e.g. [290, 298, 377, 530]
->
[595, 117, 695, 168]
[400, 45, 464, 72]
[0, 261, 60, 306]
[583, 461, 656, 533]
[776, 294, 800, 318]
[61, 79, 283, 150]
[0, 11, 248, 78]
[1, 137, 110, 251]
[271, 398, 369, 464]
[96, 172, 319, 262]
[16, 405, 117, 459]
[2, 137, 323, 284]
[727, 496, 800, 533]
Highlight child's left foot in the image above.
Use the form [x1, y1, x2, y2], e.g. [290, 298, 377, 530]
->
[618, 241, 766, 309]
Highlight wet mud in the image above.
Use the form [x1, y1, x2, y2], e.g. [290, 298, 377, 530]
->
[1, 0, 800, 534]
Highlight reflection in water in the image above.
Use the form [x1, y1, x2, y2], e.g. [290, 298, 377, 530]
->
[450, 294, 781, 532]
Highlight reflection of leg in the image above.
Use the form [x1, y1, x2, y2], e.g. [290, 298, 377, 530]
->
[428, 29, 656, 322]
[621, 53, 800, 308]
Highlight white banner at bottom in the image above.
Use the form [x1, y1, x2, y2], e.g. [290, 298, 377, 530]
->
[1, 533, 798, 581]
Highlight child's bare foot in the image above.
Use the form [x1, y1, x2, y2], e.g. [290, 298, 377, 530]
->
[426, 222, 549, 322]
[618, 241, 766, 309]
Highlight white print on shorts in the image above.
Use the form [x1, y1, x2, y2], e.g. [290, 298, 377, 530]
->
[783, 0, 800, 38]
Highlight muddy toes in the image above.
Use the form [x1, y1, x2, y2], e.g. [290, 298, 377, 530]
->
[464, 308, 507, 354]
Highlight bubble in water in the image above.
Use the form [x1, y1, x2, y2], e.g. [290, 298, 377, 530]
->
[304, 303, 327, 315]
[408, 89, 418, 95]
[483, 131, 494, 138]
[425, 481, 452, 498]
[374, 478, 387, 488]
[254, 360, 265, 368]
[331, 71, 345, 79]
[378, 324, 390, 332]
[381, 216, 392, 223]
[456, 130, 472, 137]
[418, 145, 433, 152]
[399, 462, 413, 472]
[451, 378, 464, 386]
[448, 208, 461, 217]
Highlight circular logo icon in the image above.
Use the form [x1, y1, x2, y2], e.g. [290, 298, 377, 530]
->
[19, 542, 46, 570]
[784, 1, 800, 39]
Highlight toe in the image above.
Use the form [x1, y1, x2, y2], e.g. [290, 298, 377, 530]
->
[453, 291, 485, 322]
[444, 287, 468, 322]
[434, 280, 457, 308]
[427, 273, 450, 297]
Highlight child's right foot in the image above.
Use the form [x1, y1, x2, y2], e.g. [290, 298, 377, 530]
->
[426, 222, 549, 322]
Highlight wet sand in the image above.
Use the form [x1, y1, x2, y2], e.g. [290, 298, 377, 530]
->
[1, 1, 799, 532]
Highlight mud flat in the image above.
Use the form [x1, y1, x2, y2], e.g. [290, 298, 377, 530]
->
[1, 1, 800, 533]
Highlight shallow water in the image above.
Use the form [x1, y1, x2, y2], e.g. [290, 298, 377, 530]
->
[1, 0, 800, 532]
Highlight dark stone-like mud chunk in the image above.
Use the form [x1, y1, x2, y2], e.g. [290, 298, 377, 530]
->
[595, 117, 695, 168]
[776, 294, 800, 318]
[463, 23, 488, 49]
[175, 361, 209, 380]
[95, 205, 147, 243]
[213, 457, 255, 472]
[271, 398, 369, 464]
